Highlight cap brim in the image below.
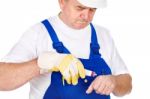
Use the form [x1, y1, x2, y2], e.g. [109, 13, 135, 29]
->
[77, 0, 107, 8]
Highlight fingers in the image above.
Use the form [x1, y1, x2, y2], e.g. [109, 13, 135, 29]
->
[86, 75, 116, 95]
[62, 60, 80, 85]
[69, 63, 78, 85]
[71, 74, 78, 85]
[59, 55, 73, 84]
[101, 84, 114, 95]
[86, 77, 101, 94]
[86, 82, 94, 94]
[67, 58, 85, 85]
[59, 54, 85, 85]
[76, 59, 85, 79]
[95, 82, 106, 94]
[62, 68, 71, 84]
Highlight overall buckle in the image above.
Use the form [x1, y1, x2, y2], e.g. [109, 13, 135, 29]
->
[53, 42, 64, 53]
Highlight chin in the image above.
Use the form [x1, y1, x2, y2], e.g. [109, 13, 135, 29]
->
[74, 24, 88, 29]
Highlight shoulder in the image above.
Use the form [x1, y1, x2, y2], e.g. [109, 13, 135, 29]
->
[21, 17, 55, 41]
[92, 24, 115, 64]
[32, 16, 57, 37]
[92, 24, 114, 46]
[93, 24, 109, 34]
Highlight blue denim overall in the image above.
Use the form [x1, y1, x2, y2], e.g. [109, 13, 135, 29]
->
[42, 20, 112, 99]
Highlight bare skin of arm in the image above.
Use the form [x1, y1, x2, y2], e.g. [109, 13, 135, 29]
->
[112, 74, 132, 96]
[0, 58, 132, 96]
[0, 59, 40, 91]
[86, 74, 132, 96]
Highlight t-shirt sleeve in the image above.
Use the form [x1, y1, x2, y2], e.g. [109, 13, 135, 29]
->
[106, 31, 129, 75]
[1, 24, 39, 63]
[95, 25, 129, 75]
[110, 41, 129, 75]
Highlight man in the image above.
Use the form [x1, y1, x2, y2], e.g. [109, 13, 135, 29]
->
[0, 0, 132, 99]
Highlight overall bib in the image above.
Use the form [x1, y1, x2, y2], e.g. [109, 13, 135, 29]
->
[42, 20, 112, 99]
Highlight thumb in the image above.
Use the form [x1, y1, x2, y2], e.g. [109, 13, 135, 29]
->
[86, 83, 94, 94]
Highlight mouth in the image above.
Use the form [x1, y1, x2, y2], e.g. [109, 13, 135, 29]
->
[77, 20, 88, 24]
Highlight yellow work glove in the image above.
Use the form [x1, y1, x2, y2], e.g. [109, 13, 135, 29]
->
[37, 52, 85, 85]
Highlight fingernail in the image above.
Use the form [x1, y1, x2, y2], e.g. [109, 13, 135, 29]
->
[86, 90, 90, 94]
[86, 89, 90, 94]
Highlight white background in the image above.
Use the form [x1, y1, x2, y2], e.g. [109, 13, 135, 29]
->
[0, 0, 150, 99]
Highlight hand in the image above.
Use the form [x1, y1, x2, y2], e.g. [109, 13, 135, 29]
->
[86, 75, 116, 95]
[37, 52, 85, 85]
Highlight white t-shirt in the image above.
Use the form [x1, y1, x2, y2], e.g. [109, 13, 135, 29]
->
[2, 15, 129, 99]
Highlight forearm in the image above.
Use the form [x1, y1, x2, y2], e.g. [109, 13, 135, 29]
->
[0, 59, 40, 91]
[113, 74, 132, 96]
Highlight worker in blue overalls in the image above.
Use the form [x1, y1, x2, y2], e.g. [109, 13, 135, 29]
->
[40, 20, 112, 99]
[37, 0, 132, 99]
[0, 0, 132, 99]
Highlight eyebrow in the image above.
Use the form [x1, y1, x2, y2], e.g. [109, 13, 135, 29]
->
[76, 5, 96, 10]
[76, 5, 88, 9]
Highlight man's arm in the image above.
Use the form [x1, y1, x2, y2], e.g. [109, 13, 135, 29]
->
[113, 74, 132, 96]
[86, 74, 132, 96]
[0, 59, 40, 91]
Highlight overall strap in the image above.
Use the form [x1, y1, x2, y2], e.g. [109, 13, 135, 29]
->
[42, 19, 70, 53]
[89, 23, 101, 59]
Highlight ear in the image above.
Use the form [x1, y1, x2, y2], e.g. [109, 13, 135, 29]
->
[58, 0, 66, 10]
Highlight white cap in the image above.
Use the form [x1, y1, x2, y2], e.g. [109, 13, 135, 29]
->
[77, 0, 107, 8]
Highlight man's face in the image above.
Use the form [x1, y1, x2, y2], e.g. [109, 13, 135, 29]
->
[59, 0, 96, 29]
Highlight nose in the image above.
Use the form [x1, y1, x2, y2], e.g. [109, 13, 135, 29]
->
[80, 9, 91, 21]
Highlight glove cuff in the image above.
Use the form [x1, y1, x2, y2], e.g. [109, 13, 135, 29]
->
[37, 52, 67, 74]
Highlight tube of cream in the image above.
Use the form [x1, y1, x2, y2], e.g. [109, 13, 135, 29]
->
[85, 69, 97, 77]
